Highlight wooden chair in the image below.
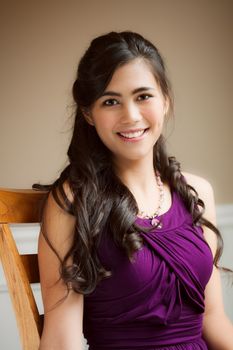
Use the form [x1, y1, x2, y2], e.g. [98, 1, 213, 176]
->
[0, 188, 48, 350]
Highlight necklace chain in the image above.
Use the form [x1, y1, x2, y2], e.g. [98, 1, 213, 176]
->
[138, 170, 164, 227]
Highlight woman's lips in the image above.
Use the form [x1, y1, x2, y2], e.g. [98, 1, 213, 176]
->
[117, 128, 149, 142]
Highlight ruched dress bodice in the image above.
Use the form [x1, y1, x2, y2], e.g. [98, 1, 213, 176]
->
[83, 190, 213, 349]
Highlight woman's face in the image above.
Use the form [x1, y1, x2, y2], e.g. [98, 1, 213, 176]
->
[86, 59, 169, 164]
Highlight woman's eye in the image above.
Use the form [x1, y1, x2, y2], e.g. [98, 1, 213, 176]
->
[102, 99, 119, 106]
[137, 94, 152, 101]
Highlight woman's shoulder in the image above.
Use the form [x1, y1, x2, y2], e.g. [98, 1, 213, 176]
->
[49, 180, 74, 213]
[181, 171, 216, 210]
[181, 171, 214, 196]
[181, 171, 216, 220]
[63, 180, 74, 204]
[182, 171, 217, 255]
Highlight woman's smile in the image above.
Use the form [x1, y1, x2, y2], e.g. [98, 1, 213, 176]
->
[116, 128, 149, 142]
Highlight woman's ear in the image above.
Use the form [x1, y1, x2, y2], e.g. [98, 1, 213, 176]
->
[82, 108, 95, 126]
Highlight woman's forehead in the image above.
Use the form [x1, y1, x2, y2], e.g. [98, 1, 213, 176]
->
[105, 59, 159, 93]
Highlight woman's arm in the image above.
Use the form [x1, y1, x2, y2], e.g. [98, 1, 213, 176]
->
[183, 172, 233, 349]
[203, 266, 233, 349]
[38, 184, 84, 350]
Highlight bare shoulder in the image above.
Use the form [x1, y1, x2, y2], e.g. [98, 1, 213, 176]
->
[50, 180, 74, 210]
[182, 171, 217, 255]
[181, 172, 214, 198]
[181, 171, 216, 222]
[42, 180, 76, 251]
[63, 180, 74, 204]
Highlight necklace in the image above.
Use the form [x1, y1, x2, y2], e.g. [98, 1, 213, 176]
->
[138, 170, 164, 228]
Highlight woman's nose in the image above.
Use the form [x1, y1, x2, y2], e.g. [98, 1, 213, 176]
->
[121, 103, 142, 123]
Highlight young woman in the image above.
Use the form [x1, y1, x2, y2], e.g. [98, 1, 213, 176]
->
[38, 31, 233, 350]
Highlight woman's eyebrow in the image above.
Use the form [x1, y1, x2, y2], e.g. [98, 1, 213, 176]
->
[101, 87, 155, 97]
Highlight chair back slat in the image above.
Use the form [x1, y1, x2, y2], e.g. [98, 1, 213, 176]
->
[0, 188, 48, 349]
[0, 188, 47, 223]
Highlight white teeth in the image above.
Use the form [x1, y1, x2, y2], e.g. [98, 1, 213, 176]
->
[119, 130, 145, 139]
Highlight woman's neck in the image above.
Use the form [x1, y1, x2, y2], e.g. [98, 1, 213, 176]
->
[113, 152, 171, 216]
[113, 153, 158, 196]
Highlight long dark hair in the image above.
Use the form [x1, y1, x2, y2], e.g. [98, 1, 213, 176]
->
[37, 31, 224, 295]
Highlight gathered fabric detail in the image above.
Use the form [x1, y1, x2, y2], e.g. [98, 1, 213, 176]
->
[83, 191, 213, 350]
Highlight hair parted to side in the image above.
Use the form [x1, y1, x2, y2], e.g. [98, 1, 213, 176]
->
[38, 31, 224, 295]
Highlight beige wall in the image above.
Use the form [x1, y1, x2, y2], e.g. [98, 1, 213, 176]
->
[1, 0, 232, 204]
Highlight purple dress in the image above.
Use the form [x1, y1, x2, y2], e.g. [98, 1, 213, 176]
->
[83, 190, 213, 349]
